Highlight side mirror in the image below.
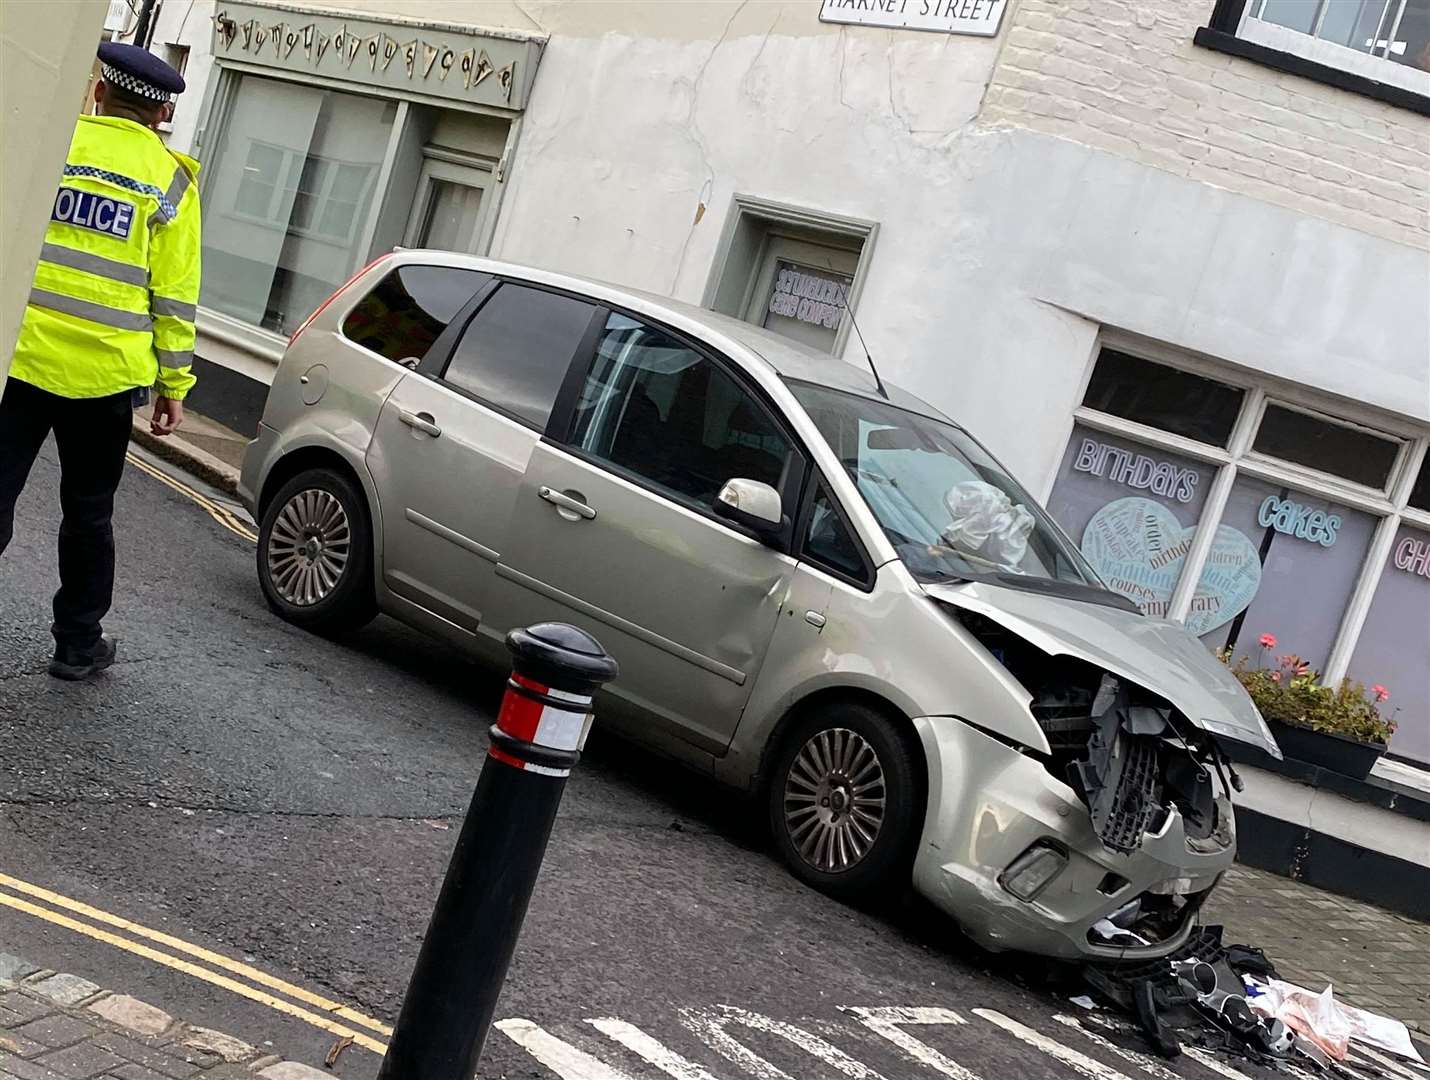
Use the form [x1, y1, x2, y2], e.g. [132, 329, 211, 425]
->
[715, 478, 785, 539]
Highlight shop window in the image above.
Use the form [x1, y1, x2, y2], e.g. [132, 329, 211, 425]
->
[1251, 0, 1430, 69]
[341, 265, 490, 365]
[1196, 0, 1430, 111]
[1045, 426, 1218, 620]
[201, 74, 396, 336]
[441, 284, 596, 430]
[1082, 350, 1244, 446]
[1199, 476, 1377, 668]
[1347, 524, 1430, 765]
[1252, 403, 1401, 489]
[704, 196, 876, 356]
[1409, 455, 1430, 511]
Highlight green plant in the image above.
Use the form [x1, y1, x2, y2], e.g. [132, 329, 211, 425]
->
[1221, 635, 1397, 745]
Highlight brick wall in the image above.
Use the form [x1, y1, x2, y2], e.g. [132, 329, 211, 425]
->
[980, 0, 1430, 247]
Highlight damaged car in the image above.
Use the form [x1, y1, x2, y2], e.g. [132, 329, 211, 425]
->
[239, 253, 1280, 961]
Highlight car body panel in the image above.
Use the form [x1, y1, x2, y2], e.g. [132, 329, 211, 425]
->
[490, 439, 795, 754]
[365, 372, 537, 636]
[924, 581, 1282, 758]
[912, 715, 1233, 960]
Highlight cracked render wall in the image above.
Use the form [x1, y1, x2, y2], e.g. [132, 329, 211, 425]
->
[484, 9, 1428, 490]
[161, 1, 1428, 489]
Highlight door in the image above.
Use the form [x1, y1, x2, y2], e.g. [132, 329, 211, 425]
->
[404, 156, 494, 254]
[366, 280, 600, 636]
[491, 311, 806, 753]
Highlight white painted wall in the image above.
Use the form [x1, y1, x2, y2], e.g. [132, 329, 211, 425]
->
[486, 26, 1429, 487]
[159, 0, 1430, 492]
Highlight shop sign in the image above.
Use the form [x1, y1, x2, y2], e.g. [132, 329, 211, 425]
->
[1080, 497, 1260, 634]
[1072, 437, 1199, 504]
[1393, 535, 1430, 578]
[818, 0, 1008, 36]
[768, 265, 849, 330]
[1257, 495, 1341, 548]
[210, 2, 542, 110]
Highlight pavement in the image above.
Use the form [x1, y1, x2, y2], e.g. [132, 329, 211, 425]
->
[3, 429, 1428, 1080]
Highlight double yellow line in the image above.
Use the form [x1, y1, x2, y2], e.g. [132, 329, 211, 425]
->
[0, 871, 390, 1054]
[125, 451, 258, 543]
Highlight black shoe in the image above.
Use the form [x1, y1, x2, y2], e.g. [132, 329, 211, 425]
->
[49, 635, 118, 681]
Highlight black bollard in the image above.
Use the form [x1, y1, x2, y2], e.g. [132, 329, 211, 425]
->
[377, 623, 618, 1079]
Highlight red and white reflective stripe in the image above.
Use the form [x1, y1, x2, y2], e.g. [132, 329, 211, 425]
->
[490, 673, 593, 777]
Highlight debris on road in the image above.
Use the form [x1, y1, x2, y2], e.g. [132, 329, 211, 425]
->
[324, 1033, 355, 1067]
[1081, 924, 1427, 1071]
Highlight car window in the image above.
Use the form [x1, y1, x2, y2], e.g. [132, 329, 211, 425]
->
[442, 283, 596, 429]
[802, 477, 867, 583]
[569, 312, 795, 512]
[341, 265, 489, 364]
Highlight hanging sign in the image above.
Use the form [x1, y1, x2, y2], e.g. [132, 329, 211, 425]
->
[211, 2, 543, 110]
[819, 0, 1009, 36]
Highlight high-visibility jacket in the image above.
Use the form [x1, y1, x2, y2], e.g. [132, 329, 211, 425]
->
[10, 115, 201, 401]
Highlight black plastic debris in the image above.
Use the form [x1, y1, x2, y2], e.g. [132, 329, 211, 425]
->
[1071, 676, 1168, 853]
[1082, 925, 1301, 1067]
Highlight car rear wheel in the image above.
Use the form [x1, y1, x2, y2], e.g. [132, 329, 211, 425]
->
[257, 467, 376, 636]
[767, 701, 923, 904]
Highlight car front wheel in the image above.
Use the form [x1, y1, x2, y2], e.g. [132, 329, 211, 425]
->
[767, 702, 923, 904]
[257, 466, 376, 636]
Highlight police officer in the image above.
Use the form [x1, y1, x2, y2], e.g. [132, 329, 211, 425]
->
[0, 43, 201, 680]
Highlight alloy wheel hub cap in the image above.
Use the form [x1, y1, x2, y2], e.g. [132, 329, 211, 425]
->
[266, 489, 351, 607]
[783, 728, 887, 873]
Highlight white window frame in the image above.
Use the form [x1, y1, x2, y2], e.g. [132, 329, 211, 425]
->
[1238, 0, 1430, 96]
[1064, 330, 1430, 688]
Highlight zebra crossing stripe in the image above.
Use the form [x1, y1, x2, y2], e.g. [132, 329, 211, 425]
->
[1352, 1045, 1430, 1080]
[973, 1009, 1136, 1080]
[1054, 1014, 1183, 1080]
[842, 1006, 985, 1080]
[586, 1018, 721, 1080]
[495, 1018, 636, 1079]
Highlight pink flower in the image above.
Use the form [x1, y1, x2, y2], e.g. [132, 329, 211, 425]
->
[1259, 633, 1277, 649]
[1373, 685, 1389, 703]
[1271, 671, 1282, 682]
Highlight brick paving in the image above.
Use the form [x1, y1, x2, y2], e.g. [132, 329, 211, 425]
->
[1206, 865, 1430, 1034]
[0, 952, 325, 1080]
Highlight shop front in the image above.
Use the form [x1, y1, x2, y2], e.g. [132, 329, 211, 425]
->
[1044, 342, 1430, 765]
[190, 2, 542, 401]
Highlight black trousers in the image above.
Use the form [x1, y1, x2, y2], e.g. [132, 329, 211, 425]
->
[0, 378, 133, 654]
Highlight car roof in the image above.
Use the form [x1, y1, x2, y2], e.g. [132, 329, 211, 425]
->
[392, 251, 950, 421]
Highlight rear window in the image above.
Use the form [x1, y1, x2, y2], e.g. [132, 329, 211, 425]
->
[341, 265, 489, 364]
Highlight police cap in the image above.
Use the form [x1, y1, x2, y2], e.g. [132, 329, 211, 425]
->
[97, 42, 185, 102]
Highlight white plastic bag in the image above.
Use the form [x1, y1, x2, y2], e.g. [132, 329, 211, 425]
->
[1245, 978, 1425, 1064]
[941, 481, 1035, 568]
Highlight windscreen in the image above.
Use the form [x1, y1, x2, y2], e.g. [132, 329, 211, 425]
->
[790, 382, 1101, 589]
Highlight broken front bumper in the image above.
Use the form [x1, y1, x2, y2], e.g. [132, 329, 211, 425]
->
[911, 716, 1234, 962]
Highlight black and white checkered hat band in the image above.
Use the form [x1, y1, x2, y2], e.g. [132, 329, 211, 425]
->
[101, 63, 170, 101]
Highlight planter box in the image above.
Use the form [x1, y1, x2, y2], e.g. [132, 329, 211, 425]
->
[1264, 719, 1386, 780]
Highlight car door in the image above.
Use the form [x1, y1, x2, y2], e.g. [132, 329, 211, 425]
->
[366, 278, 600, 639]
[490, 311, 806, 754]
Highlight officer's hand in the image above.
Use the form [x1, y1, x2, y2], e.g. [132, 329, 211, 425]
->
[151, 397, 184, 437]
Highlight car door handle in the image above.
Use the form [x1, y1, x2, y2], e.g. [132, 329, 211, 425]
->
[398, 409, 441, 438]
[538, 486, 596, 520]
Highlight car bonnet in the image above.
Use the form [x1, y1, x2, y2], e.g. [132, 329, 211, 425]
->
[926, 580, 1282, 759]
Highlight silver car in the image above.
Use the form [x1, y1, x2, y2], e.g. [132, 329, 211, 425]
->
[239, 253, 1280, 961]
